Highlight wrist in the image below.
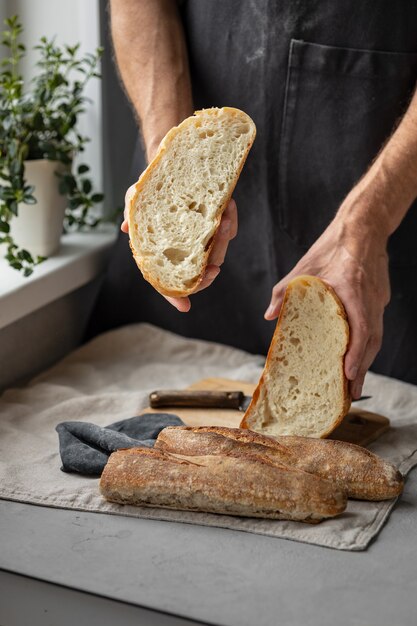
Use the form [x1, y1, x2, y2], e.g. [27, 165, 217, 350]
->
[143, 107, 194, 163]
[337, 137, 417, 240]
[145, 136, 163, 163]
[335, 163, 403, 244]
[334, 203, 389, 254]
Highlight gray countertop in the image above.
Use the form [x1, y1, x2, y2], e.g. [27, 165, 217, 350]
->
[1, 470, 417, 626]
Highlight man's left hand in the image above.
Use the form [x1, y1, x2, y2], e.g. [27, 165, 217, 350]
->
[264, 204, 391, 399]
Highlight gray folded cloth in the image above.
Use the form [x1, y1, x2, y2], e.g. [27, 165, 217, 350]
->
[56, 413, 184, 476]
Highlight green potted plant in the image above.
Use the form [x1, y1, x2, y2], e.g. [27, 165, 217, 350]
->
[0, 16, 104, 276]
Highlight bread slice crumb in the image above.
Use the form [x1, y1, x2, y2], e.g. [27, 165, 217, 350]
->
[128, 107, 256, 297]
[241, 275, 351, 438]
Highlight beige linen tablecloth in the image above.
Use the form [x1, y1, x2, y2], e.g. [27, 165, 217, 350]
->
[0, 323, 416, 551]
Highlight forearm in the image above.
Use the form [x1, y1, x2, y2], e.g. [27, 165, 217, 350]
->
[267, 88, 417, 396]
[109, 0, 193, 161]
[337, 86, 417, 242]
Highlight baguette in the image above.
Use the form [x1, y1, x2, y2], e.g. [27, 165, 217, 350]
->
[155, 426, 404, 501]
[241, 275, 351, 438]
[272, 435, 404, 501]
[100, 447, 346, 522]
[128, 107, 256, 297]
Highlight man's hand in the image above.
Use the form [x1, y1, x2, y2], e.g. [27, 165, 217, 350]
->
[121, 187, 238, 311]
[265, 82, 417, 399]
[264, 203, 390, 400]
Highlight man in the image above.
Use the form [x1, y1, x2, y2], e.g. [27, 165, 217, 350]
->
[91, 0, 417, 399]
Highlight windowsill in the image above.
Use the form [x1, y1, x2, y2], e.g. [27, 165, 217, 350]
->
[0, 227, 117, 330]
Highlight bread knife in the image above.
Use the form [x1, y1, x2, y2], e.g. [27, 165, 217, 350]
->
[149, 390, 371, 411]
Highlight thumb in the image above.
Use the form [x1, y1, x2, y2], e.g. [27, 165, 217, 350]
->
[264, 282, 286, 320]
[121, 184, 136, 233]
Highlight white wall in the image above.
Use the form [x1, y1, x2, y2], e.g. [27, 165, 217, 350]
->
[2, 0, 103, 197]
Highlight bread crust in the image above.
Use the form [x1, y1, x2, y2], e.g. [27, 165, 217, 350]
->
[128, 107, 256, 297]
[156, 426, 403, 501]
[240, 275, 351, 438]
[100, 445, 346, 522]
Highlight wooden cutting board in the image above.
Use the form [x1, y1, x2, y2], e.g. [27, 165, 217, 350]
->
[144, 377, 389, 447]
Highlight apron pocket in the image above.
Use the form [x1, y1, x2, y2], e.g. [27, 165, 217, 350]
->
[278, 39, 417, 266]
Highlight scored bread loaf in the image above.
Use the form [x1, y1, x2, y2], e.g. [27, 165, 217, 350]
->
[156, 426, 404, 501]
[100, 447, 346, 522]
[241, 275, 351, 438]
[128, 107, 256, 297]
[272, 435, 404, 501]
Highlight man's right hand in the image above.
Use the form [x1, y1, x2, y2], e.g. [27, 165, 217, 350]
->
[122, 185, 238, 312]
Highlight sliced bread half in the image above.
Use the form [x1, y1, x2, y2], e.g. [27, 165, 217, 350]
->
[128, 107, 256, 297]
[240, 275, 351, 438]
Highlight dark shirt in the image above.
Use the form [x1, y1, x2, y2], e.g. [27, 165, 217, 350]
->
[88, 1, 417, 384]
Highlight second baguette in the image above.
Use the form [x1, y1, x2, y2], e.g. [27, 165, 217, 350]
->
[155, 426, 404, 501]
[100, 447, 346, 522]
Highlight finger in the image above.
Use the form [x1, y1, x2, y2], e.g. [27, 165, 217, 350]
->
[194, 265, 221, 293]
[124, 184, 136, 213]
[164, 295, 191, 312]
[223, 198, 238, 239]
[344, 299, 370, 380]
[351, 371, 366, 401]
[351, 321, 383, 398]
[264, 280, 287, 320]
[207, 199, 237, 267]
[208, 219, 232, 267]
[122, 185, 136, 234]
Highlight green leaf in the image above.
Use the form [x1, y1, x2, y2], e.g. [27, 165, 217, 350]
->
[8, 140, 19, 159]
[32, 110, 43, 130]
[62, 175, 76, 193]
[23, 195, 37, 204]
[91, 193, 104, 203]
[58, 180, 69, 195]
[0, 221, 10, 233]
[82, 179, 92, 194]
[68, 197, 82, 210]
[77, 164, 89, 174]
[23, 267, 33, 277]
[9, 160, 23, 177]
[18, 249, 34, 262]
[60, 154, 72, 165]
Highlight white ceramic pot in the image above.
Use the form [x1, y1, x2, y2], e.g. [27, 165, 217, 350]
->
[10, 159, 68, 257]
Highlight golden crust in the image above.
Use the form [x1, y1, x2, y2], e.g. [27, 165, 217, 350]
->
[155, 426, 290, 454]
[100, 444, 347, 521]
[155, 426, 403, 501]
[128, 107, 256, 297]
[100, 425, 402, 521]
[272, 435, 404, 501]
[240, 275, 351, 438]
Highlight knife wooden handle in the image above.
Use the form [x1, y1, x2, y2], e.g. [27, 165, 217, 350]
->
[149, 390, 244, 409]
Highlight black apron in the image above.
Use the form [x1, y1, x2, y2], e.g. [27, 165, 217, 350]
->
[88, 1, 417, 384]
